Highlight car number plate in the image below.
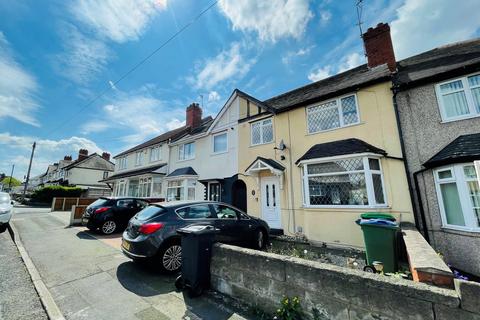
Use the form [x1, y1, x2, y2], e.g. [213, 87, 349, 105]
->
[122, 240, 131, 251]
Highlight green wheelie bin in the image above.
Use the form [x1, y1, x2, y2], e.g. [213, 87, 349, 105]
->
[356, 214, 399, 273]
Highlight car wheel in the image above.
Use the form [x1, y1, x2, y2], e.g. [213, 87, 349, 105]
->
[101, 220, 117, 235]
[158, 242, 182, 273]
[253, 229, 266, 250]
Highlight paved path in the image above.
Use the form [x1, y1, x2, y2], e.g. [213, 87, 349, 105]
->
[11, 210, 249, 320]
[0, 229, 48, 320]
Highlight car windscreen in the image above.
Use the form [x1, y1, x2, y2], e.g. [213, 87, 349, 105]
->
[89, 198, 110, 207]
[0, 194, 10, 205]
[135, 206, 165, 221]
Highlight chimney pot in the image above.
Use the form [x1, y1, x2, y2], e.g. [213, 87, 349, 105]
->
[78, 149, 88, 161]
[64, 155, 72, 161]
[186, 103, 202, 128]
[102, 152, 111, 161]
[363, 22, 396, 72]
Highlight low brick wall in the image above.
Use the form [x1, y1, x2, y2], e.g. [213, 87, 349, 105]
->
[211, 244, 480, 320]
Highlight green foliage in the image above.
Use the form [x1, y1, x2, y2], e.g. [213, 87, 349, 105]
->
[249, 305, 271, 320]
[274, 296, 304, 320]
[31, 186, 82, 203]
[1, 176, 21, 188]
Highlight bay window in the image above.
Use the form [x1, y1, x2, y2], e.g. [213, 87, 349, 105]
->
[436, 73, 480, 121]
[179, 142, 195, 160]
[251, 118, 273, 145]
[302, 156, 386, 207]
[434, 164, 480, 231]
[307, 94, 359, 134]
[152, 176, 163, 197]
[139, 177, 152, 197]
[167, 179, 196, 201]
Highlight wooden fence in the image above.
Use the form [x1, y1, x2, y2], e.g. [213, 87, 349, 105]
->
[51, 197, 97, 212]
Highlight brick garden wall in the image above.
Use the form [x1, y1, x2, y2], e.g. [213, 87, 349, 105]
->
[210, 243, 480, 320]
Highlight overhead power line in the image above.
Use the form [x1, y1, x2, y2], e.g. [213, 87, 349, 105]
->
[45, 0, 219, 138]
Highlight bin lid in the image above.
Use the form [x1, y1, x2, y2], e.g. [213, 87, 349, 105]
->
[177, 224, 219, 235]
[356, 218, 399, 229]
[360, 212, 396, 221]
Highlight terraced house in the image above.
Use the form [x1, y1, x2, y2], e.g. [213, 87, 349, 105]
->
[235, 23, 414, 247]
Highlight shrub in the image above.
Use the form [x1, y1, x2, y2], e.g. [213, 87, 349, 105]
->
[274, 296, 304, 320]
[31, 186, 83, 203]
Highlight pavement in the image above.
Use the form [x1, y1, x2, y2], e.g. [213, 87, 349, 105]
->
[10, 208, 250, 320]
[0, 229, 48, 320]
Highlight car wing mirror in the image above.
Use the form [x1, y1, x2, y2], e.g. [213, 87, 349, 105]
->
[11, 201, 14, 205]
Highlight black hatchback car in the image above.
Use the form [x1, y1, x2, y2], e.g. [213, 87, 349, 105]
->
[82, 197, 149, 234]
[121, 200, 270, 273]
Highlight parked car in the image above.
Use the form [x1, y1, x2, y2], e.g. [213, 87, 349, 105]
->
[0, 192, 13, 233]
[121, 200, 270, 273]
[82, 197, 149, 235]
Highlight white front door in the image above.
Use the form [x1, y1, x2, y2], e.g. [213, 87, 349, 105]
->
[261, 176, 281, 229]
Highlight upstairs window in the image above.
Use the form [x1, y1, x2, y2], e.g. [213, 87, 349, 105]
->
[436, 73, 480, 122]
[118, 157, 127, 170]
[307, 94, 359, 134]
[178, 142, 195, 161]
[103, 171, 109, 179]
[251, 118, 273, 145]
[150, 145, 162, 162]
[213, 132, 227, 153]
[135, 151, 144, 166]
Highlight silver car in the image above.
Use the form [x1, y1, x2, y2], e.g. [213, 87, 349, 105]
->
[0, 192, 13, 233]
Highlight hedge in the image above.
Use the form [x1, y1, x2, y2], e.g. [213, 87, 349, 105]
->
[31, 186, 83, 203]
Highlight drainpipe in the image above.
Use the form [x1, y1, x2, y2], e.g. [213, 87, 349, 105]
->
[391, 81, 430, 242]
[286, 112, 296, 234]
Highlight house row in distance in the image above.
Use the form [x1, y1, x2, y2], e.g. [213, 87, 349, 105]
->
[105, 23, 480, 276]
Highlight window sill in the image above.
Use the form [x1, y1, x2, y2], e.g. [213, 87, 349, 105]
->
[302, 205, 390, 210]
[441, 225, 480, 234]
[211, 150, 228, 156]
[440, 113, 480, 123]
[306, 121, 363, 136]
[250, 141, 274, 148]
[177, 157, 195, 163]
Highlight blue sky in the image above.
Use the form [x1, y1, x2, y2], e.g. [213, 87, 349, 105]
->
[1, 0, 479, 179]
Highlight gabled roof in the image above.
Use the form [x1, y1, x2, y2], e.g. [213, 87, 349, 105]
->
[167, 167, 198, 177]
[296, 138, 387, 164]
[423, 133, 480, 168]
[396, 38, 480, 89]
[245, 157, 285, 173]
[263, 64, 391, 114]
[171, 117, 214, 143]
[63, 153, 114, 171]
[101, 164, 167, 182]
[114, 116, 213, 158]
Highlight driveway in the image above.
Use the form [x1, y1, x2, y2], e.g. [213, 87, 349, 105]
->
[11, 210, 249, 320]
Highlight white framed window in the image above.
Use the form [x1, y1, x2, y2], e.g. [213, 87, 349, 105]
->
[139, 177, 152, 198]
[251, 118, 273, 145]
[135, 151, 144, 166]
[103, 171, 109, 179]
[434, 163, 480, 232]
[306, 94, 360, 134]
[116, 180, 126, 196]
[166, 179, 196, 201]
[301, 155, 386, 207]
[212, 132, 228, 154]
[436, 73, 480, 122]
[150, 145, 162, 162]
[152, 176, 163, 197]
[118, 157, 127, 170]
[178, 142, 195, 161]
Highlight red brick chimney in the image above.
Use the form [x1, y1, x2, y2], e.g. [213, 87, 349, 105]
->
[186, 103, 202, 128]
[78, 149, 88, 161]
[363, 22, 396, 72]
[102, 152, 111, 161]
[64, 155, 72, 161]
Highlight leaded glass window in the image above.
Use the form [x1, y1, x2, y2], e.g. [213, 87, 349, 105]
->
[307, 94, 359, 134]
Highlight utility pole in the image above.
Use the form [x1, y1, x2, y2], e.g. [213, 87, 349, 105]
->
[23, 141, 36, 199]
[8, 164, 15, 192]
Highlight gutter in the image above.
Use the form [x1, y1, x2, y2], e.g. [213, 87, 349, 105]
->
[391, 79, 430, 242]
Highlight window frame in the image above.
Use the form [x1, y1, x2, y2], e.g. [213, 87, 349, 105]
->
[178, 142, 195, 161]
[135, 151, 144, 167]
[434, 163, 480, 232]
[166, 178, 196, 201]
[149, 145, 162, 163]
[435, 72, 480, 122]
[306, 94, 360, 135]
[212, 131, 228, 154]
[250, 118, 274, 146]
[301, 154, 387, 208]
[118, 157, 127, 170]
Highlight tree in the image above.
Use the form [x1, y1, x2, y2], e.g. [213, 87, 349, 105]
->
[0, 176, 21, 188]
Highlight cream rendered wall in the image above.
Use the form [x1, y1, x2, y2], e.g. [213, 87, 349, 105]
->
[68, 167, 106, 187]
[238, 83, 414, 248]
[113, 143, 168, 174]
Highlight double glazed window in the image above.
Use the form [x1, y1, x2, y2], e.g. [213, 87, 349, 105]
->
[436, 73, 480, 121]
[150, 146, 162, 162]
[135, 151, 144, 166]
[434, 164, 480, 231]
[251, 118, 273, 145]
[118, 157, 127, 170]
[302, 156, 386, 207]
[139, 177, 152, 198]
[178, 142, 195, 160]
[307, 95, 359, 134]
[167, 179, 196, 201]
[213, 132, 228, 153]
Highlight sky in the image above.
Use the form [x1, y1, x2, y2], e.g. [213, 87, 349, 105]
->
[1, 0, 479, 180]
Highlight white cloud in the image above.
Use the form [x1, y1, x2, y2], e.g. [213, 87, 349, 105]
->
[218, 0, 313, 42]
[57, 25, 111, 85]
[0, 132, 104, 177]
[282, 46, 313, 65]
[391, 0, 480, 59]
[0, 32, 40, 126]
[338, 52, 364, 73]
[70, 0, 166, 43]
[308, 66, 332, 82]
[166, 118, 185, 131]
[190, 42, 254, 90]
[81, 120, 110, 134]
[320, 11, 331, 24]
[208, 91, 221, 102]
